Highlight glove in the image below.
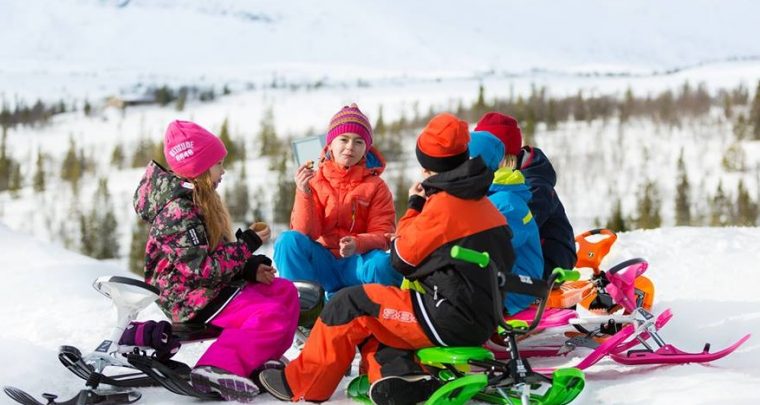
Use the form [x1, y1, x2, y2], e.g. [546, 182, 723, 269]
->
[119, 320, 181, 361]
[236, 228, 263, 252]
[241, 255, 273, 283]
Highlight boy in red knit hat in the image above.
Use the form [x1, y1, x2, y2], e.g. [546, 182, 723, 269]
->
[259, 113, 515, 404]
[475, 112, 576, 279]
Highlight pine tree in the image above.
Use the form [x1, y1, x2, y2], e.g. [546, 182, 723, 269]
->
[33, 149, 45, 192]
[9, 160, 21, 197]
[750, 80, 760, 139]
[175, 88, 187, 111]
[251, 186, 266, 224]
[258, 107, 281, 157]
[620, 87, 636, 123]
[605, 198, 628, 232]
[674, 150, 691, 226]
[0, 128, 9, 191]
[393, 162, 410, 220]
[272, 153, 296, 224]
[735, 180, 758, 226]
[218, 118, 241, 164]
[128, 217, 150, 276]
[709, 181, 732, 226]
[225, 166, 251, 223]
[61, 136, 83, 191]
[734, 114, 748, 140]
[634, 180, 662, 229]
[131, 137, 155, 168]
[111, 143, 125, 169]
[546, 100, 558, 131]
[81, 178, 120, 259]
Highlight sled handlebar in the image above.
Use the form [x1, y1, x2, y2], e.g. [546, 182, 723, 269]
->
[450, 246, 490, 268]
[551, 267, 580, 283]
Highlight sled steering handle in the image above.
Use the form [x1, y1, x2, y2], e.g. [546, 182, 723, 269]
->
[551, 267, 581, 284]
[450, 246, 490, 268]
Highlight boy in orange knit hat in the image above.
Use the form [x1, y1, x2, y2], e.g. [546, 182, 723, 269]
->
[259, 113, 515, 404]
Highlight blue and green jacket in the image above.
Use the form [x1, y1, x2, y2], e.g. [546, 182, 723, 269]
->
[488, 168, 544, 315]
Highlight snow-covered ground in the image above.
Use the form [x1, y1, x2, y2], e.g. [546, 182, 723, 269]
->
[0, 224, 758, 404]
[2, 0, 760, 403]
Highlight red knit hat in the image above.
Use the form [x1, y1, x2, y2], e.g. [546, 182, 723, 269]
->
[474, 112, 522, 156]
[163, 120, 227, 179]
[415, 113, 470, 172]
[326, 103, 373, 148]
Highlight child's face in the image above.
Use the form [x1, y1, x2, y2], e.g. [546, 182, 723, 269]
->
[209, 159, 225, 189]
[329, 133, 367, 167]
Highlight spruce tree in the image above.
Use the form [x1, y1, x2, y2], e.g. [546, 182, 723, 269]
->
[634, 180, 662, 229]
[0, 128, 9, 191]
[129, 217, 150, 276]
[225, 166, 251, 223]
[33, 149, 45, 192]
[272, 153, 296, 225]
[111, 143, 125, 169]
[674, 151, 691, 226]
[605, 198, 628, 232]
[9, 160, 21, 197]
[709, 181, 732, 226]
[258, 107, 280, 157]
[218, 118, 241, 164]
[61, 136, 82, 191]
[393, 162, 410, 220]
[735, 180, 758, 226]
[750, 80, 760, 139]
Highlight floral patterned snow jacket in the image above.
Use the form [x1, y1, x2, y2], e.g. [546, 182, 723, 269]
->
[133, 161, 261, 323]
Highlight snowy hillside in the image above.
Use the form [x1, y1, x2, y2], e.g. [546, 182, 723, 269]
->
[2, 0, 760, 101]
[0, 224, 758, 404]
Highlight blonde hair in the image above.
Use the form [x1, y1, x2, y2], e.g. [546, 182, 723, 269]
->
[192, 171, 233, 250]
[501, 154, 518, 170]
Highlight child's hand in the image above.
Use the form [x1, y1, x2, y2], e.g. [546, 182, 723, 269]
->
[256, 264, 276, 285]
[295, 163, 316, 194]
[408, 182, 425, 198]
[339, 236, 357, 257]
[249, 222, 271, 244]
[384, 232, 397, 242]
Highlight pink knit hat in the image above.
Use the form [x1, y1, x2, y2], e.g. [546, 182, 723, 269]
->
[326, 103, 372, 148]
[163, 120, 227, 179]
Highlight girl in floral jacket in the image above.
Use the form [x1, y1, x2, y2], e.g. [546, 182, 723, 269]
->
[274, 104, 402, 296]
[133, 120, 299, 402]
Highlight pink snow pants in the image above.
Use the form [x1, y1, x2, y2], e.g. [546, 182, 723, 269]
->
[196, 278, 299, 377]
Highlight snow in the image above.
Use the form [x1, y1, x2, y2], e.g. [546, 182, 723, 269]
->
[2, 0, 760, 403]
[2, 0, 760, 101]
[0, 223, 758, 404]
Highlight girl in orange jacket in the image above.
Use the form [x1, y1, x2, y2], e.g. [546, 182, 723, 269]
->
[273, 104, 402, 296]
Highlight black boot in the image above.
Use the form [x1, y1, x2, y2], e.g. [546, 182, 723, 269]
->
[258, 368, 293, 402]
[369, 375, 440, 405]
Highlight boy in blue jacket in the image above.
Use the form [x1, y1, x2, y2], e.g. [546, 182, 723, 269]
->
[469, 131, 544, 315]
[475, 112, 577, 280]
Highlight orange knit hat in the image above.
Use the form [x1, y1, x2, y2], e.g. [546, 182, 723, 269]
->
[415, 113, 470, 172]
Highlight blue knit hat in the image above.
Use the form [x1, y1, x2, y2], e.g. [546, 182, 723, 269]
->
[468, 131, 505, 172]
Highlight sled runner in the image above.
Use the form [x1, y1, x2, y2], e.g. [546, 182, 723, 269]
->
[4, 276, 324, 405]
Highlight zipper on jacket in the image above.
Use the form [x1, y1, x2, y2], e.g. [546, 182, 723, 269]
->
[433, 285, 438, 301]
[349, 198, 357, 233]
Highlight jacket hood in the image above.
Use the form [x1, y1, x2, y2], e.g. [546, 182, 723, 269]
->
[133, 161, 193, 223]
[422, 157, 493, 200]
[490, 168, 532, 204]
[518, 146, 557, 187]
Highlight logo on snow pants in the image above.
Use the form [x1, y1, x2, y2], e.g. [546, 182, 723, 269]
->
[382, 308, 417, 323]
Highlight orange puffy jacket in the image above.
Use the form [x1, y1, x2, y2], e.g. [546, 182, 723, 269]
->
[290, 146, 395, 257]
